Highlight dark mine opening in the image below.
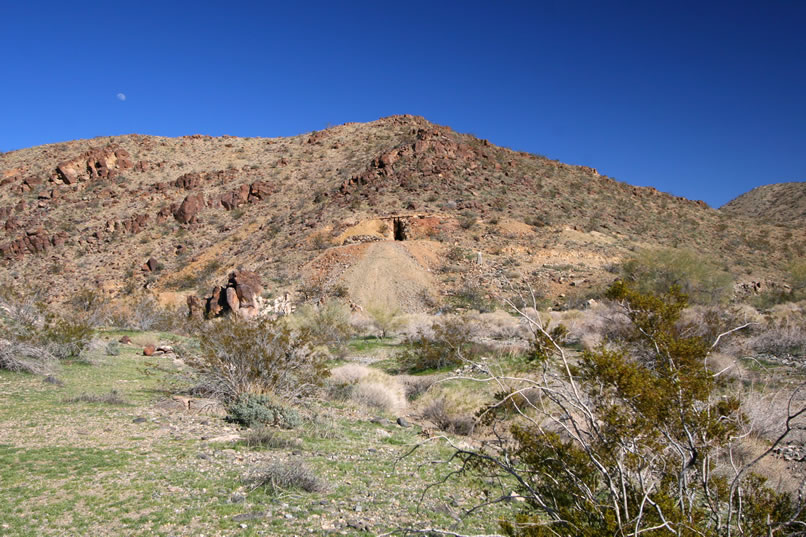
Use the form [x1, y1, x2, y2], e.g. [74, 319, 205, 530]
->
[393, 218, 407, 241]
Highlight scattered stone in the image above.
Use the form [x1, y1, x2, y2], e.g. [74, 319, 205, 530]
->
[370, 417, 391, 426]
[119, 335, 132, 344]
[396, 417, 411, 428]
[229, 493, 246, 504]
[143, 345, 156, 356]
[132, 417, 147, 424]
[42, 375, 64, 386]
[206, 434, 243, 443]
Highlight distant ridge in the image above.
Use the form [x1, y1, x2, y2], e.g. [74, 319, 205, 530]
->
[720, 181, 806, 227]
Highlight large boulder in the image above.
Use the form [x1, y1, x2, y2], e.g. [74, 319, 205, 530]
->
[195, 271, 265, 319]
[174, 193, 205, 224]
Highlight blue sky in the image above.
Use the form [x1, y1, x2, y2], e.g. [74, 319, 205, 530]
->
[1, 1, 804, 208]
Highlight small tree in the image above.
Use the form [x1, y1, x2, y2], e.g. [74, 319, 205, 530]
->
[620, 247, 734, 305]
[366, 303, 404, 339]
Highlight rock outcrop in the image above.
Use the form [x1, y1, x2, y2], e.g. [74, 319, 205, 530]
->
[199, 271, 265, 320]
[53, 145, 133, 185]
[174, 193, 205, 224]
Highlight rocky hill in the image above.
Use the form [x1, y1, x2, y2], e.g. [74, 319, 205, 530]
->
[0, 115, 801, 312]
[720, 181, 806, 227]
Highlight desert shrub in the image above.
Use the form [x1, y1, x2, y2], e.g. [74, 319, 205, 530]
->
[42, 375, 64, 386]
[351, 381, 406, 412]
[365, 303, 404, 338]
[788, 258, 806, 299]
[68, 288, 110, 326]
[474, 310, 522, 340]
[0, 341, 57, 375]
[309, 231, 331, 250]
[327, 364, 407, 412]
[445, 246, 466, 262]
[421, 397, 475, 435]
[245, 460, 326, 493]
[619, 247, 734, 304]
[450, 284, 495, 312]
[746, 321, 806, 358]
[41, 315, 94, 359]
[124, 295, 181, 331]
[398, 374, 439, 400]
[226, 394, 302, 429]
[188, 317, 328, 401]
[458, 211, 477, 230]
[105, 341, 120, 356]
[292, 302, 353, 348]
[242, 426, 297, 449]
[398, 316, 476, 372]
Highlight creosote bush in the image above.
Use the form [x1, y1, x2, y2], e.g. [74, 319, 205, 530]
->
[397, 316, 477, 372]
[454, 281, 806, 536]
[188, 317, 328, 402]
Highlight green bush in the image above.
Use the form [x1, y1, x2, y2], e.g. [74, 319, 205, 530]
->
[188, 317, 328, 401]
[292, 301, 353, 347]
[41, 315, 94, 359]
[226, 394, 302, 429]
[398, 316, 477, 372]
[619, 247, 733, 304]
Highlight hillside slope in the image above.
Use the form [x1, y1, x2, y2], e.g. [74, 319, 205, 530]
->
[720, 181, 806, 227]
[0, 115, 801, 311]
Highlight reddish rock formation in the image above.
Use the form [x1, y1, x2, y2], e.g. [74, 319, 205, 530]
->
[198, 271, 264, 319]
[248, 181, 272, 201]
[146, 258, 160, 272]
[143, 345, 156, 356]
[0, 229, 69, 259]
[225, 287, 240, 311]
[174, 172, 201, 190]
[104, 214, 149, 235]
[54, 145, 132, 185]
[174, 193, 205, 224]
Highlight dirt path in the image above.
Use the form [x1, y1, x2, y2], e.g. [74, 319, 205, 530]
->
[341, 241, 438, 312]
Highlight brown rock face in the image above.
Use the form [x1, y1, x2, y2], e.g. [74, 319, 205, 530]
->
[225, 287, 240, 312]
[174, 193, 205, 224]
[248, 181, 272, 201]
[196, 271, 264, 319]
[186, 295, 203, 319]
[206, 286, 227, 317]
[54, 145, 132, 185]
[174, 172, 202, 190]
[230, 270, 262, 307]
